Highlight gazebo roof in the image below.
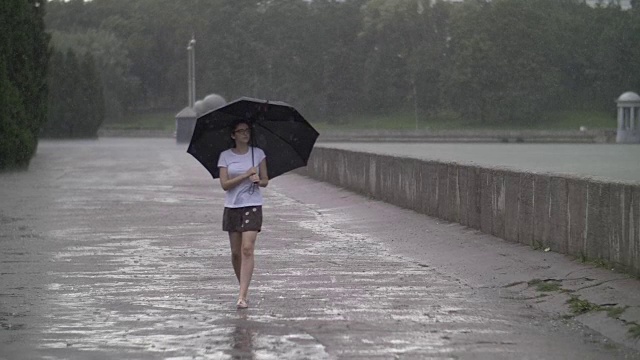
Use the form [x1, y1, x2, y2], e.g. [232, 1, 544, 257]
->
[616, 91, 640, 104]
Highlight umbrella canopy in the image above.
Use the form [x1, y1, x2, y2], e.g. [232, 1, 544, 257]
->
[187, 97, 319, 179]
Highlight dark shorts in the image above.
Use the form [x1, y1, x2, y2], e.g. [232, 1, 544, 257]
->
[222, 206, 263, 232]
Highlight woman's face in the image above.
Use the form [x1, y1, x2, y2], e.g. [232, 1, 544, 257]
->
[231, 123, 251, 144]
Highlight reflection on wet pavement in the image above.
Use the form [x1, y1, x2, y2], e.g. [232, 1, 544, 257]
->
[0, 139, 636, 359]
[229, 312, 254, 359]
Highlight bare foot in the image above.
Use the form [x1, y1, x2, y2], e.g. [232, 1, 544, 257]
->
[236, 298, 248, 309]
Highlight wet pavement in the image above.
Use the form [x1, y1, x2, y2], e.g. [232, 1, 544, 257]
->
[1, 138, 639, 359]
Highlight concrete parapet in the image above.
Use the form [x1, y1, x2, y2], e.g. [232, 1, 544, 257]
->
[549, 177, 569, 254]
[299, 147, 640, 275]
[517, 174, 535, 246]
[567, 179, 588, 256]
[318, 129, 617, 143]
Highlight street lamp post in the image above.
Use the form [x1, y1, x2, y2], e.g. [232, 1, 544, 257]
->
[176, 36, 198, 144]
[187, 37, 196, 108]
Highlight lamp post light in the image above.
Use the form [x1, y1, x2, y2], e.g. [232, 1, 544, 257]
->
[187, 37, 196, 108]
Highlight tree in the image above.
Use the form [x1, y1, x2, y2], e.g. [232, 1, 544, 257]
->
[42, 49, 104, 138]
[445, 0, 565, 124]
[0, 0, 50, 170]
[50, 29, 137, 120]
[357, 0, 452, 120]
[359, 0, 415, 114]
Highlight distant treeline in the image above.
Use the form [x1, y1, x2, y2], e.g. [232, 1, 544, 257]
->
[45, 0, 640, 125]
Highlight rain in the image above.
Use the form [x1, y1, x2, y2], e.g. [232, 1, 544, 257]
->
[1, 0, 640, 358]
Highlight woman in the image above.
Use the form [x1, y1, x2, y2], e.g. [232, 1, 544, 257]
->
[217, 120, 269, 309]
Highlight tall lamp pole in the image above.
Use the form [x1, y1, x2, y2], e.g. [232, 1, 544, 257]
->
[187, 37, 196, 108]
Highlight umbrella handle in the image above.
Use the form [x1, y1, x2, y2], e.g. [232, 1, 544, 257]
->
[249, 125, 257, 194]
[251, 124, 256, 166]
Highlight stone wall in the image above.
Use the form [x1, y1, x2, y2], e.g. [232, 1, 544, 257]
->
[318, 129, 617, 143]
[298, 147, 640, 275]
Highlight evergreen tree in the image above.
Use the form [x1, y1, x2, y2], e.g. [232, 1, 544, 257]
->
[78, 52, 105, 135]
[0, 0, 50, 170]
[43, 49, 104, 138]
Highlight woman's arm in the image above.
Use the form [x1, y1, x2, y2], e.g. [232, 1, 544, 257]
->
[219, 167, 256, 191]
[258, 158, 269, 188]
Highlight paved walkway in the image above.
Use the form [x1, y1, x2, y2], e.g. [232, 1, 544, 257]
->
[1, 138, 639, 359]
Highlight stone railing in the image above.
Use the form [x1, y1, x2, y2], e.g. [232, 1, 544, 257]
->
[298, 147, 640, 275]
[317, 129, 617, 143]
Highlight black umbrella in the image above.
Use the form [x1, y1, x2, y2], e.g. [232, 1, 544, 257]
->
[187, 97, 319, 180]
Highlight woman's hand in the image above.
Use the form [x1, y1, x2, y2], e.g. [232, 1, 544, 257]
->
[220, 166, 257, 191]
[246, 167, 259, 183]
[244, 167, 258, 178]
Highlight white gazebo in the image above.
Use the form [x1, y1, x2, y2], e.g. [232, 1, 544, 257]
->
[616, 91, 640, 144]
[175, 94, 226, 144]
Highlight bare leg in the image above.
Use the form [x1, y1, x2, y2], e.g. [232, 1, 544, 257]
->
[228, 232, 242, 282]
[238, 231, 258, 301]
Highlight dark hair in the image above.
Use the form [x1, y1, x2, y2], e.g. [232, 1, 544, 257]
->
[230, 119, 250, 134]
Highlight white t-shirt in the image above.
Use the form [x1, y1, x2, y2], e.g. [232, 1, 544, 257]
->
[217, 147, 266, 208]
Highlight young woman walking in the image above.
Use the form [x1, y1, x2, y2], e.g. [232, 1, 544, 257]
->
[217, 120, 268, 309]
